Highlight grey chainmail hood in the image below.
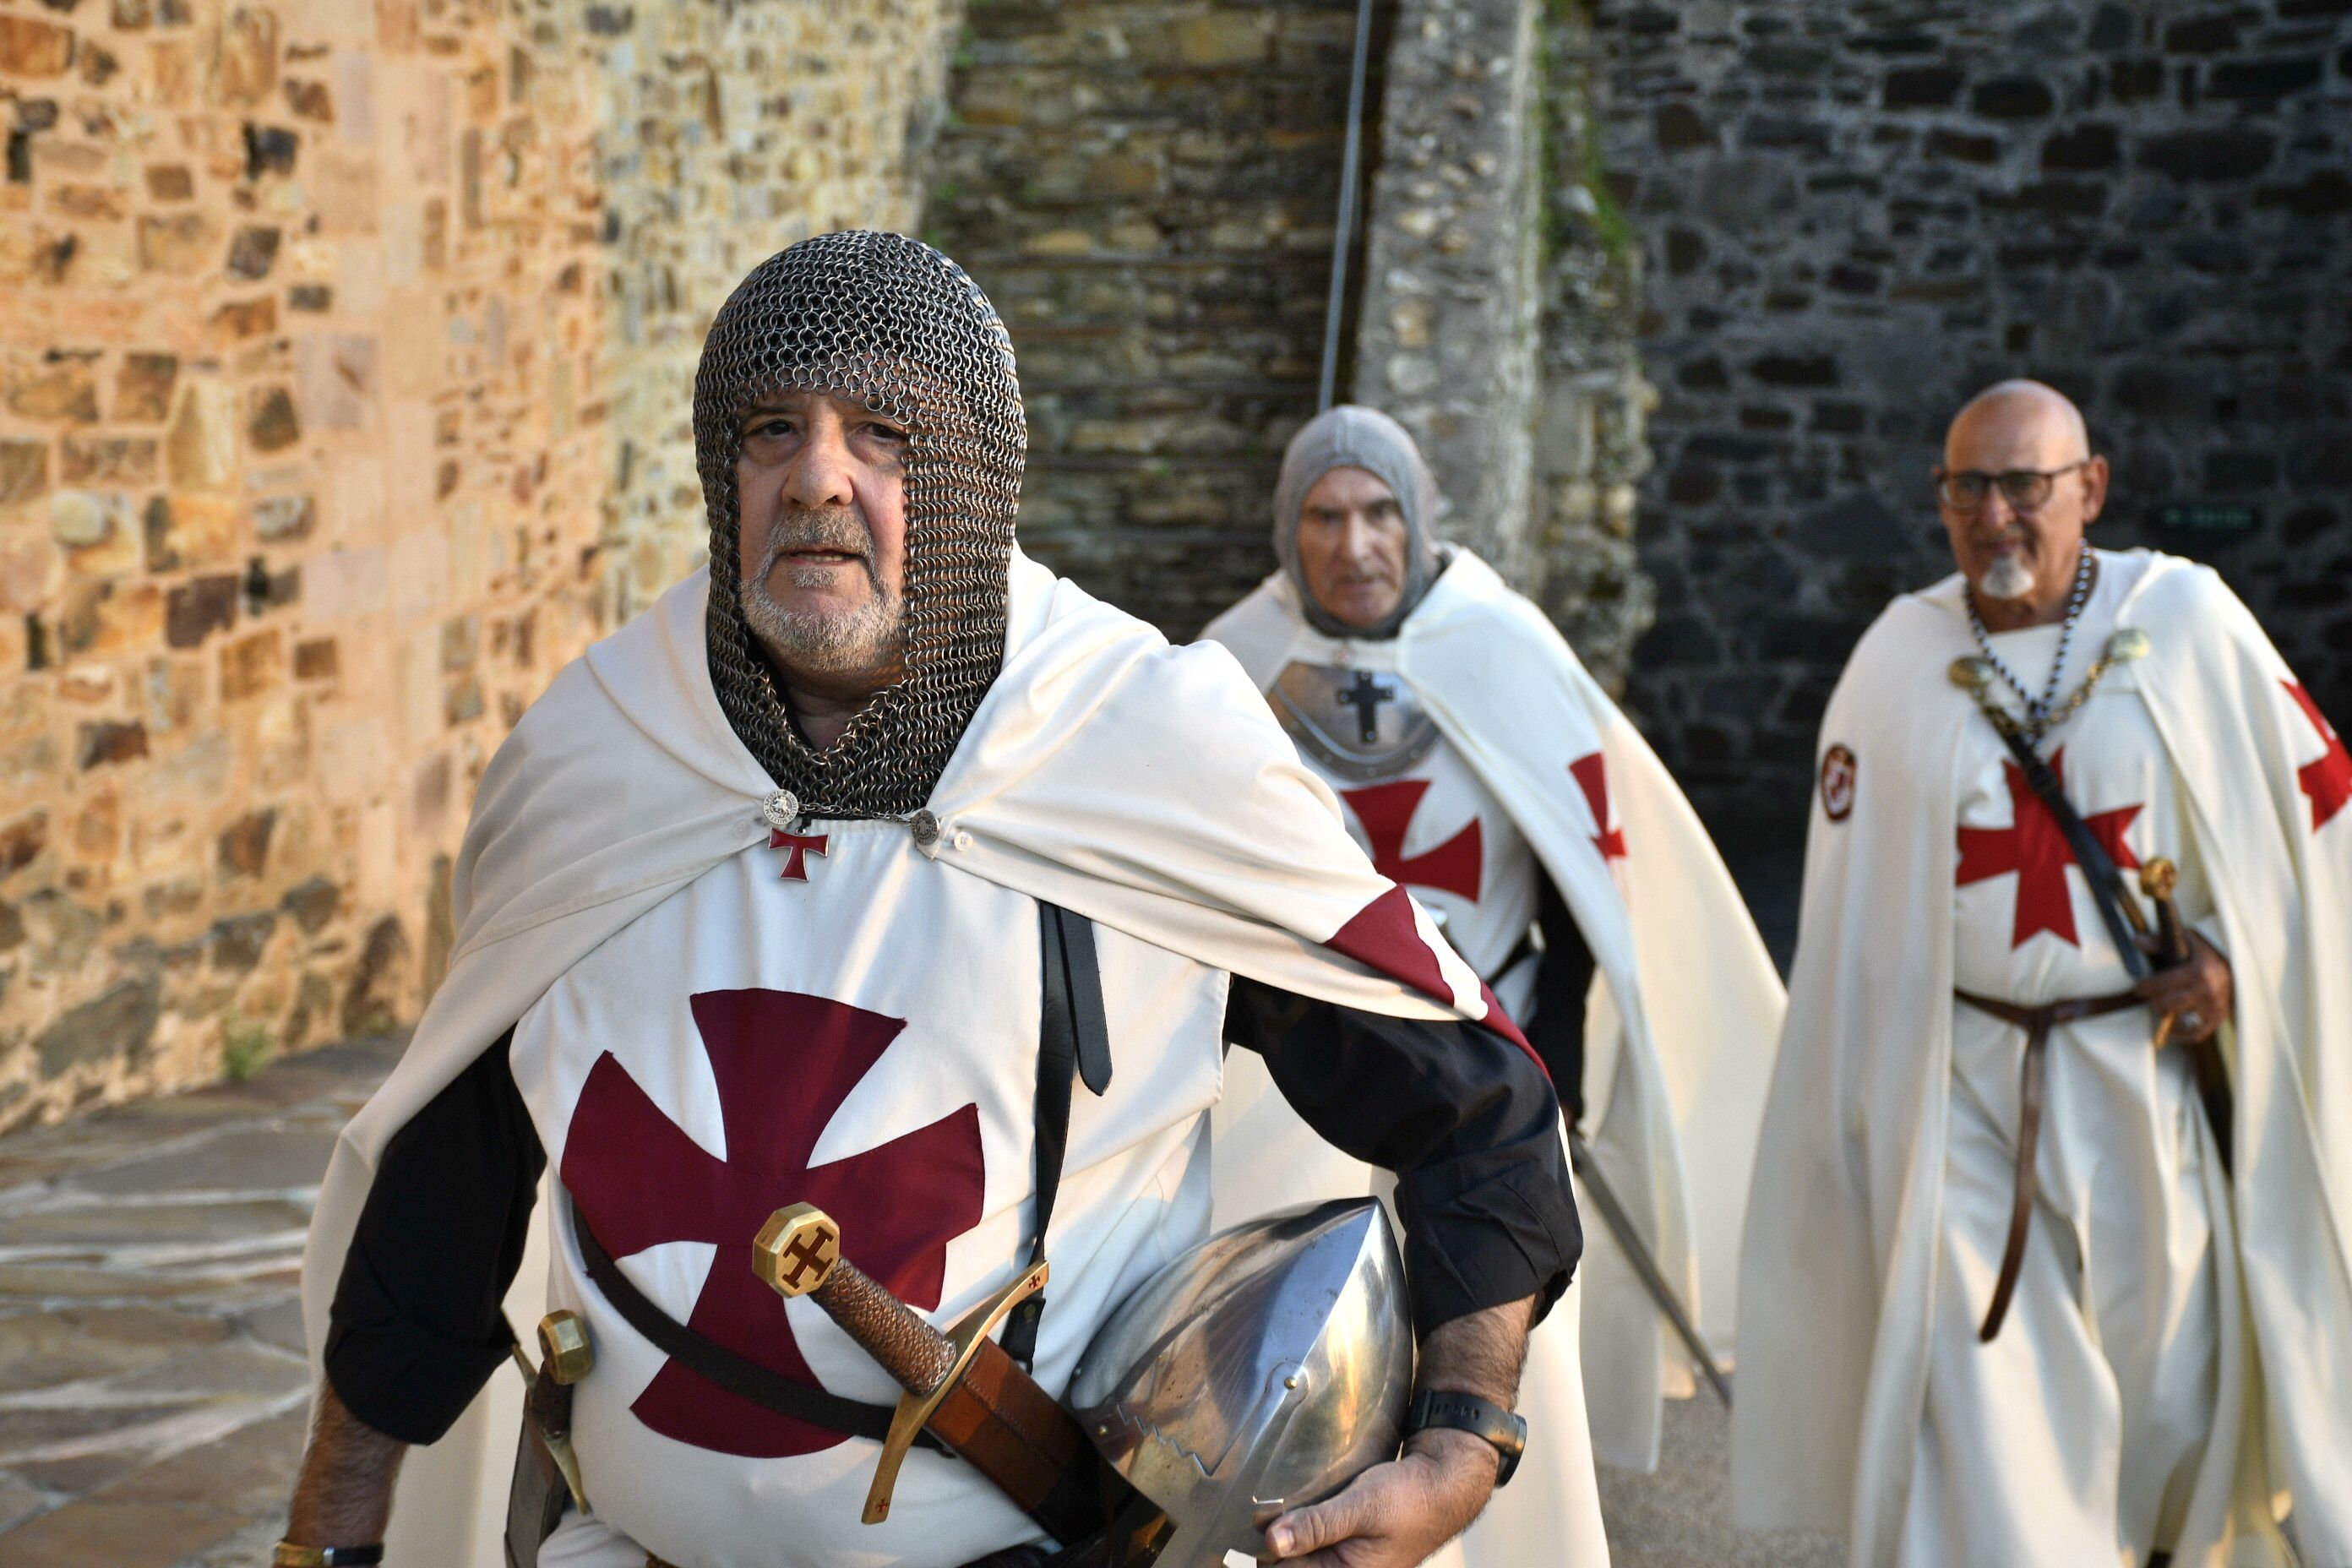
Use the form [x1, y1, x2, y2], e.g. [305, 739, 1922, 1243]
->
[1271, 404, 1445, 640]
[695, 231, 1025, 819]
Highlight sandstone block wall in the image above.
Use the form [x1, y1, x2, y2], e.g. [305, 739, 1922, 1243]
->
[1594, 0, 2352, 825]
[0, 0, 956, 1130]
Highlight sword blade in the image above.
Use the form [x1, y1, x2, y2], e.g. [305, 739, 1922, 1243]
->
[1566, 1130, 1734, 1410]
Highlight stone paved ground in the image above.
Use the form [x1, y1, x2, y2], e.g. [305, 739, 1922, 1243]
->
[0, 1036, 403, 1568]
[0, 1007, 1836, 1565]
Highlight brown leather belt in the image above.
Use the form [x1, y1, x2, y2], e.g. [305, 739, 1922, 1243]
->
[1954, 988, 2144, 1342]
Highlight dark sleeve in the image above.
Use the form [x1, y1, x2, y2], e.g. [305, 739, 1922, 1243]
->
[324, 1028, 543, 1446]
[1224, 977, 1581, 1334]
[1526, 873, 1596, 1127]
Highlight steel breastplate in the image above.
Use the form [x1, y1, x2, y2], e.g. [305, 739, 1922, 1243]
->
[1268, 661, 1439, 782]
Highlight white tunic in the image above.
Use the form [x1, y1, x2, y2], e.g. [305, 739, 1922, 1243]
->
[1904, 564, 2268, 1562]
[509, 823, 1228, 1568]
[1298, 729, 1544, 1019]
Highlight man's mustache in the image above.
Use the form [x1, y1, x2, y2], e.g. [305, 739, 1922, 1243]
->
[753, 506, 883, 593]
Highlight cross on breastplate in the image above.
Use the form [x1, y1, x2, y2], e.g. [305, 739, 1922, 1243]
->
[769, 829, 830, 881]
[560, 988, 984, 1458]
[1337, 672, 1398, 745]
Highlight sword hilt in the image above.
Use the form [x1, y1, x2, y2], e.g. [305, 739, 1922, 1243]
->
[754, 1203, 956, 1395]
[754, 1203, 1055, 1526]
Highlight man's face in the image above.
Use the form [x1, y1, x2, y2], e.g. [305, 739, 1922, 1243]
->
[1296, 466, 1410, 631]
[1936, 394, 2109, 608]
[735, 389, 911, 697]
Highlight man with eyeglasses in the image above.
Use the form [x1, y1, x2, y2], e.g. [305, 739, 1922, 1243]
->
[1732, 380, 2352, 1565]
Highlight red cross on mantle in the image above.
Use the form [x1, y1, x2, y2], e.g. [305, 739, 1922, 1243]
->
[1338, 779, 1484, 904]
[1568, 752, 1626, 863]
[768, 828, 830, 881]
[560, 988, 984, 1458]
[1955, 747, 2142, 950]
[2284, 680, 2350, 832]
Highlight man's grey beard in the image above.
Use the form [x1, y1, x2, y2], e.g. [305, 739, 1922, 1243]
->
[738, 507, 905, 682]
[1977, 553, 2035, 602]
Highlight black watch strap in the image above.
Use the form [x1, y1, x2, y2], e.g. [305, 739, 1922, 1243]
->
[273, 1546, 386, 1567]
[1405, 1389, 1527, 1488]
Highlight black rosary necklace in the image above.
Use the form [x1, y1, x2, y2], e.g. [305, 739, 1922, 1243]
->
[1965, 543, 2093, 732]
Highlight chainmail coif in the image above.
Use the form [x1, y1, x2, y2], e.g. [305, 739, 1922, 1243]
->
[695, 231, 1025, 819]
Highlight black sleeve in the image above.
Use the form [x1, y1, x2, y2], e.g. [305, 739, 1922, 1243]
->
[324, 1028, 543, 1446]
[1526, 873, 1596, 1128]
[1224, 977, 1581, 1335]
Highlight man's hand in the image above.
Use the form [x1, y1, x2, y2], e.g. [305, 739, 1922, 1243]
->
[1260, 1294, 1536, 1566]
[2136, 928, 2232, 1048]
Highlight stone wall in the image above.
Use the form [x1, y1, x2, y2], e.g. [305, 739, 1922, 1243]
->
[1592, 0, 2352, 825]
[925, 0, 1368, 640]
[0, 0, 957, 1130]
[1349, 0, 1652, 689]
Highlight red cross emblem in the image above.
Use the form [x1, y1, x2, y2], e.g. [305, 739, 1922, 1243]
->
[1955, 748, 2142, 949]
[768, 829, 830, 881]
[2284, 680, 2350, 832]
[1569, 752, 1627, 863]
[560, 989, 984, 1457]
[1337, 780, 1483, 904]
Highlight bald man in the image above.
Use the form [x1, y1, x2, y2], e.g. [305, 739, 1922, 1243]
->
[1732, 382, 2352, 1565]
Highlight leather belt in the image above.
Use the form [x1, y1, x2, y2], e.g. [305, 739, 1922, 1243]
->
[1954, 987, 2143, 1342]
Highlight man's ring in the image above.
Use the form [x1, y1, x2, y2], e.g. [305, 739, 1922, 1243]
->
[2180, 1010, 2205, 1034]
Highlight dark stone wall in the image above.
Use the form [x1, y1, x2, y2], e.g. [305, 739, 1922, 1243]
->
[1592, 0, 2352, 830]
[925, 1, 1369, 641]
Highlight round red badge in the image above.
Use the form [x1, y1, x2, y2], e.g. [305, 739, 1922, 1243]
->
[1820, 743, 1857, 822]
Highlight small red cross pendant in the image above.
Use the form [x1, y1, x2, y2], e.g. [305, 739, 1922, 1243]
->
[769, 829, 830, 881]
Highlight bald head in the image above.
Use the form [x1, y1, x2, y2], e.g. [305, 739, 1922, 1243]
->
[1945, 379, 2090, 470]
[1935, 378, 2110, 630]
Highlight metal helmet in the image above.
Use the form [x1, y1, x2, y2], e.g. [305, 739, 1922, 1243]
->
[1066, 1200, 1413, 1567]
[694, 230, 1026, 819]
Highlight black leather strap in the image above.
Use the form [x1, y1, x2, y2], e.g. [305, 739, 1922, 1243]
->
[1002, 903, 1113, 1367]
[572, 1206, 938, 1450]
[1988, 721, 2151, 980]
[1406, 1389, 1527, 1488]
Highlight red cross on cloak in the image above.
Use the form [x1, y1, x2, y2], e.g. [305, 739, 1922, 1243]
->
[2284, 680, 2350, 832]
[561, 988, 984, 1458]
[1954, 747, 2142, 950]
[1337, 780, 1484, 904]
[768, 829, 830, 881]
[1568, 752, 1626, 863]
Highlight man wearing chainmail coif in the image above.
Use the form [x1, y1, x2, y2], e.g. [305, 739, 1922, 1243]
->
[275, 233, 1583, 1568]
[1198, 406, 1786, 1559]
[1734, 380, 2352, 1564]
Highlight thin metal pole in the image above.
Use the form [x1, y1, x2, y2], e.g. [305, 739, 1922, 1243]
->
[1319, 0, 1377, 412]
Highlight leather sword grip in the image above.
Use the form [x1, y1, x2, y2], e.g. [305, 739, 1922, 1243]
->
[810, 1260, 959, 1397]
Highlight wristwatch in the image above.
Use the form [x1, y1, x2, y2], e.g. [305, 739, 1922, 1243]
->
[272, 1544, 385, 1566]
[1404, 1389, 1527, 1487]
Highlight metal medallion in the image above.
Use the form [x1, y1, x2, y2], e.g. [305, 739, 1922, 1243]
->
[1269, 661, 1440, 783]
[1948, 656, 1996, 692]
[2105, 627, 2151, 664]
[909, 809, 940, 847]
[761, 789, 801, 832]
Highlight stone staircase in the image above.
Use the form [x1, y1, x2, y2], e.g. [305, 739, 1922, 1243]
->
[923, 0, 1373, 638]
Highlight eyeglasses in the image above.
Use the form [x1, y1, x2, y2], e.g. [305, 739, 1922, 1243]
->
[1934, 460, 2091, 513]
